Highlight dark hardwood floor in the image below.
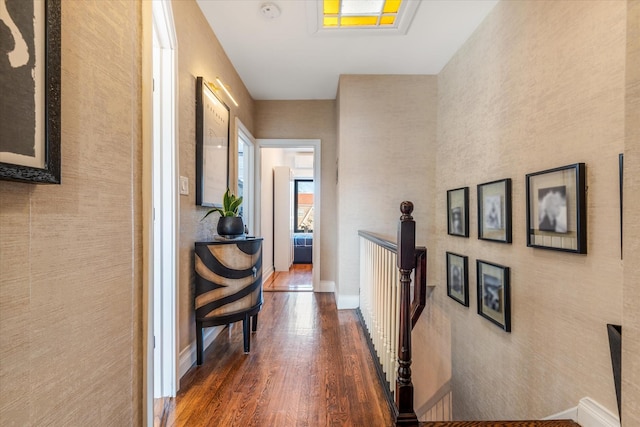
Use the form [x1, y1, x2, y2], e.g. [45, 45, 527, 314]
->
[160, 290, 392, 426]
[263, 263, 313, 292]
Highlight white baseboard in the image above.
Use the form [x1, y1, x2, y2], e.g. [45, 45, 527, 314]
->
[544, 397, 619, 427]
[577, 397, 620, 427]
[336, 294, 359, 310]
[316, 280, 335, 293]
[262, 265, 274, 283]
[178, 325, 226, 381]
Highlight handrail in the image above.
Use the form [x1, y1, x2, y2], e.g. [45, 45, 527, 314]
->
[358, 231, 426, 329]
[358, 202, 425, 426]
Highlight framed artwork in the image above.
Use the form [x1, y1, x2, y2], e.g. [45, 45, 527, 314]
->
[0, 0, 61, 184]
[477, 260, 510, 332]
[447, 187, 469, 237]
[619, 153, 623, 259]
[196, 76, 230, 207]
[526, 163, 586, 253]
[446, 252, 469, 307]
[477, 178, 512, 243]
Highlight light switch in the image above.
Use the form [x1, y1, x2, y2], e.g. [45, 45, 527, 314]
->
[179, 176, 189, 195]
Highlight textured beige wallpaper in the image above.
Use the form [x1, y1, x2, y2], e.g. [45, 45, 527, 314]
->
[337, 75, 438, 300]
[172, 0, 255, 352]
[254, 100, 338, 283]
[623, 1, 640, 424]
[0, 0, 142, 425]
[435, 0, 626, 420]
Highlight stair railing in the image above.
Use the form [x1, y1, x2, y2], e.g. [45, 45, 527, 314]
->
[358, 201, 426, 427]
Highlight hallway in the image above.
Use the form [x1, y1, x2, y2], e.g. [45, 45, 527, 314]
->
[159, 290, 392, 426]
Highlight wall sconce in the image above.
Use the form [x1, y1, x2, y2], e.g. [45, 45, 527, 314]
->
[206, 77, 239, 107]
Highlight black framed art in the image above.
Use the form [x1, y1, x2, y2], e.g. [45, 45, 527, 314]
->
[477, 178, 512, 243]
[446, 252, 469, 307]
[526, 163, 586, 254]
[0, 0, 61, 184]
[195, 76, 230, 207]
[447, 187, 469, 237]
[619, 153, 623, 259]
[477, 260, 510, 332]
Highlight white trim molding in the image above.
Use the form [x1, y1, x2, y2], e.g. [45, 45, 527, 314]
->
[337, 294, 359, 310]
[178, 325, 225, 379]
[317, 280, 335, 293]
[545, 397, 620, 427]
[577, 397, 620, 427]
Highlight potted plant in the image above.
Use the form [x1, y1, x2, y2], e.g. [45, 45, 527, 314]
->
[202, 188, 244, 237]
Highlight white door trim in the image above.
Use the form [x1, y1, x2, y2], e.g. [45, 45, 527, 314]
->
[236, 118, 257, 235]
[151, 0, 178, 400]
[257, 139, 321, 291]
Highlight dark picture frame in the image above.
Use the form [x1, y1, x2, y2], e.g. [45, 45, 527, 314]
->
[195, 76, 230, 207]
[477, 178, 512, 243]
[447, 187, 469, 237]
[526, 163, 586, 254]
[0, 0, 61, 184]
[446, 252, 469, 307]
[477, 260, 510, 332]
[619, 153, 623, 259]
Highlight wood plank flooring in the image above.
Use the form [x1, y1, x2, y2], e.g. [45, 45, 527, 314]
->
[263, 264, 313, 292]
[160, 291, 392, 426]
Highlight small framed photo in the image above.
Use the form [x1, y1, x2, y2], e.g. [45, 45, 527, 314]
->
[447, 187, 469, 237]
[446, 252, 469, 307]
[526, 163, 586, 253]
[477, 260, 510, 332]
[477, 178, 512, 243]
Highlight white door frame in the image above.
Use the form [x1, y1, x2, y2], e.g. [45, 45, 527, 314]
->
[151, 0, 178, 400]
[256, 139, 321, 290]
[236, 118, 256, 236]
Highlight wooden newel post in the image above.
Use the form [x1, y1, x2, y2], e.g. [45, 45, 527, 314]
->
[395, 201, 418, 426]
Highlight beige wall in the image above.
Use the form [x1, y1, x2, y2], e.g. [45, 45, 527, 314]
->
[336, 75, 438, 303]
[0, 1, 143, 425]
[254, 100, 337, 283]
[623, 1, 640, 424]
[432, 0, 626, 419]
[172, 0, 255, 353]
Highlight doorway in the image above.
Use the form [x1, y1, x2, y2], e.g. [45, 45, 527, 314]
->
[257, 139, 321, 292]
[151, 0, 177, 421]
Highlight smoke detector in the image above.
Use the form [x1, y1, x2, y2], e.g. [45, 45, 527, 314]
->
[260, 3, 281, 20]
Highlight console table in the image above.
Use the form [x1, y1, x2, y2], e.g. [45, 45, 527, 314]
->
[194, 237, 263, 365]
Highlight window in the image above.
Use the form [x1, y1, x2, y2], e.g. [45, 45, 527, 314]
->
[294, 179, 314, 233]
[313, 0, 419, 34]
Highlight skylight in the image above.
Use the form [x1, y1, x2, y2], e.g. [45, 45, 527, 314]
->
[321, 0, 417, 31]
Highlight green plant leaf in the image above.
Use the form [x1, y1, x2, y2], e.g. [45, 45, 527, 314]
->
[201, 188, 243, 220]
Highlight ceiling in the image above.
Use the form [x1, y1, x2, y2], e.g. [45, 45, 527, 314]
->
[195, 0, 499, 101]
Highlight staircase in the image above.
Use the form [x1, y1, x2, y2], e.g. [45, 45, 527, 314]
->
[359, 202, 585, 427]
